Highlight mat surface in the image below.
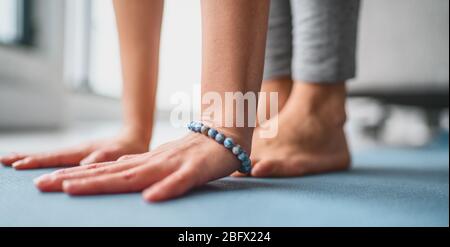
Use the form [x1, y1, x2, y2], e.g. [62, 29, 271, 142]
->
[1, 143, 448, 226]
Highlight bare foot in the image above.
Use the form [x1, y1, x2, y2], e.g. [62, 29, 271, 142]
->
[237, 82, 351, 177]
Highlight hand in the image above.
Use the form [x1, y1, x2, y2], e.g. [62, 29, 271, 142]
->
[33, 132, 241, 202]
[0, 130, 149, 170]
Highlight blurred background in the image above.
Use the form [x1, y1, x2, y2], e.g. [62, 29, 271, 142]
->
[0, 0, 448, 152]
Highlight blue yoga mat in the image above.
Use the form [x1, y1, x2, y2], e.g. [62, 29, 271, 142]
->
[0, 140, 448, 226]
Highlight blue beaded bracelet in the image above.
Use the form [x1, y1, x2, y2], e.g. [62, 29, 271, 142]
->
[187, 121, 252, 174]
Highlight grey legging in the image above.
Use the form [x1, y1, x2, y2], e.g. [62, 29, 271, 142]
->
[263, 0, 361, 83]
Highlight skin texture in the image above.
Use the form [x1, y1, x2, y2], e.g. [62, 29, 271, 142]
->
[0, 0, 351, 200]
[34, 133, 241, 202]
[30, 0, 270, 202]
[201, 0, 269, 149]
[256, 76, 293, 126]
[0, 130, 149, 170]
[115, 0, 163, 143]
[233, 79, 351, 177]
[0, 0, 163, 169]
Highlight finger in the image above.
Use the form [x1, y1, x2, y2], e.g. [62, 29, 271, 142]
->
[51, 161, 117, 175]
[117, 154, 140, 161]
[0, 153, 28, 166]
[142, 168, 197, 202]
[62, 162, 175, 195]
[51, 149, 156, 175]
[34, 159, 144, 192]
[79, 150, 112, 165]
[11, 149, 88, 170]
[61, 145, 167, 173]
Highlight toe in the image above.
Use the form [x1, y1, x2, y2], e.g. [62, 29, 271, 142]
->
[251, 159, 308, 177]
[231, 157, 260, 177]
[251, 160, 277, 177]
[230, 171, 248, 177]
[252, 156, 350, 177]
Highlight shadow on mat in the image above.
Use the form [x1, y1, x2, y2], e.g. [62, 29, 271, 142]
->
[173, 165, 448, 205]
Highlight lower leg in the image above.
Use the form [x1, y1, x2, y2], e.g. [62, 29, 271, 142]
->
[257, 77, 293, 126]
[245, 0, 359, 177]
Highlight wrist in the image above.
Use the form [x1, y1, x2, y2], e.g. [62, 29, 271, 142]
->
[196, 119, 253, 153]
[120, 124, 152, 147]
[188, 121, 252, 174]
[214, 127, 253, 152]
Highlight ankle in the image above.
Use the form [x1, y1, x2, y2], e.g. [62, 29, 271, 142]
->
[285, 82, 347, 127]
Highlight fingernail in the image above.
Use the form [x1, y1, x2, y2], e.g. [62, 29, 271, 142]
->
[12, 161, 24, 168]
[79, 160, 90, 166]
[143, 189, 159, 202]
[51, 169, 65, 175]
[143, 193, 155, 202]
[33, 174, 52, 186]
[62, 180, 77, 194]
[62, 180, 70, 188]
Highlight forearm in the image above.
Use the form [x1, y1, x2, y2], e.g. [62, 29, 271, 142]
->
[200, 0, 270, 150]
[113, 0, 164, 144]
